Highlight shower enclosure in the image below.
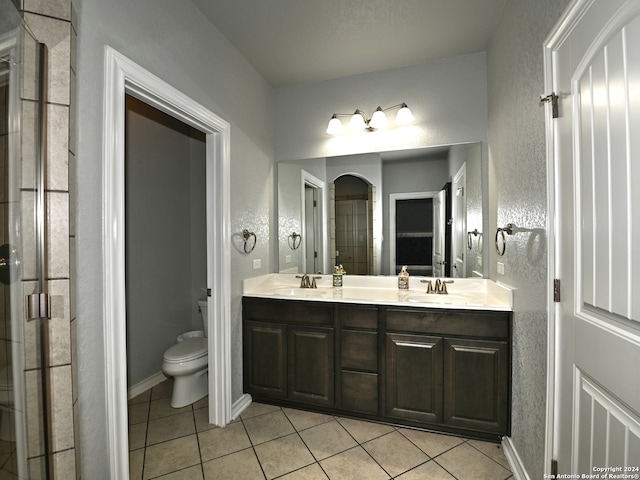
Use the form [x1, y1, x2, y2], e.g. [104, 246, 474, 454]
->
[1, 0, 53, 477]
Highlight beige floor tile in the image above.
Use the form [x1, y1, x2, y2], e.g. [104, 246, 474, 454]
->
[299, 420, 357, 461]
[435, 442, 512, 480]
[202, 447, 265, 480]
[143, 434, 200, 479]
[320, 446, 390, 480]
[397, 428, 464, 458]
[198, 421, 252, 462]
[279, 462, 329, 479]
[283, 408, 334, 431]
[336, 417, 395, 444]
[193, 395, 208, 410]
[128, 403, 150, 425]
[149, 396, 191, 421]
[468, 439, 511, 470]
[241, 402, 281, 420]
[254, 433, 315, 480]
[158, 464, 204, 479]
[151, 379, 174, 400]
[194, 407, 216, 432]
[146, 410, 195, 446]
[243, 409, 295, 445]
[129, 389, 151, 405]
[129, 422, 147, 450]
[362, 431, 429, 477]
[129, 448, 144, 480]
[395, 460, 456, 479]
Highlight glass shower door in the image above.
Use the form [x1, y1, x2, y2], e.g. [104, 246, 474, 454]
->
[1, 1, 52, 477]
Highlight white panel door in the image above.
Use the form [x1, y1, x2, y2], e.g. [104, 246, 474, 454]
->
[551, 0, 640, 473]
[451, 164, 466, 278]
[432, 189, 446, 278]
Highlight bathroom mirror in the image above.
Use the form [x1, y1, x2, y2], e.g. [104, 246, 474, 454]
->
[277, 142, 487, 278]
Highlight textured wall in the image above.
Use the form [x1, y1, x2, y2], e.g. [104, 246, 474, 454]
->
[73, 0, 274, 476]
[486, 0, 572, 478]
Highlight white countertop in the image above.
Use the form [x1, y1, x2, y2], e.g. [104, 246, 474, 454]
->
[243, 274, 513, 311]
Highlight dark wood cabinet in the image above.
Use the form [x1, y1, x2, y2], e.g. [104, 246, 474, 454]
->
[385, 333, 443, 424]
[243, 296, 511, 441]
[443, 337, 510, 434]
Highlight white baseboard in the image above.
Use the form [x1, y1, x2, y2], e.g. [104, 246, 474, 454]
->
[231, 394, 252, 421]
[127, 371, 168, 400]
[502, 436, 530, 480]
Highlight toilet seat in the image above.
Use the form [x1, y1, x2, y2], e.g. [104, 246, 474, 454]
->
[163, 337, 207, 363]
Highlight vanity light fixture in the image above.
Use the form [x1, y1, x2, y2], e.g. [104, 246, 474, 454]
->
[326, 103, 415, 135]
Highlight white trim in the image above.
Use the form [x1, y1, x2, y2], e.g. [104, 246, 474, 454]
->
[300, 170, 327, 274]
[127, 372, 167, 400]
[388, 191, 439, 275]
[502, 436, 531, 480]
[231, 393, 252, 421]
[102, 46, 231, 478]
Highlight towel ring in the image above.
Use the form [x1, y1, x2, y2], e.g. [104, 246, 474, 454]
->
[495, 223, 514, 256]
[242, 229, 257, 254]
[288, 232, 302, 250]
[467, 229, 482, 250]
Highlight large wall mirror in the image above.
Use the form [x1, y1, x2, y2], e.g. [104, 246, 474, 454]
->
[277, 142, 487, 278]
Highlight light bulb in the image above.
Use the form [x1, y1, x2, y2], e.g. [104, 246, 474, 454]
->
[349, 111, 366, 131]
[369, 107, 388, 129]
[394, 104, 415, 125]
[326, 115, 344, 135]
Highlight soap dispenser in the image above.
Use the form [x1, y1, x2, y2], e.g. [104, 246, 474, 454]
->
[398, 266, 409, 290]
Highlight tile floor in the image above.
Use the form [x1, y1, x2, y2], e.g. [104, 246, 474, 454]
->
[128, 379, 514, 480]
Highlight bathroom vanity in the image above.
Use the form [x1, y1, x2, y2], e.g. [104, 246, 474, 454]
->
[242, 274, 512, 442]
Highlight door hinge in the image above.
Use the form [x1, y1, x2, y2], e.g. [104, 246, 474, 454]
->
[26, 293, 51, 320]
[554, 279, 561, 303]
[540, 92, 559, 118]
[551, 459, 558, 477]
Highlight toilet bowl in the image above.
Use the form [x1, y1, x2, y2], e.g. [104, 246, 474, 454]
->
[162, 300, 209, 408]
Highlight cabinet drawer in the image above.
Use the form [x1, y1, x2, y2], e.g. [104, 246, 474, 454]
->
[385, 308, 509, 338]
[243, 297, 333, 326]
[341, 330, 377, 371]
[340, 305, 378, 329]
[341, 371, 378, 414]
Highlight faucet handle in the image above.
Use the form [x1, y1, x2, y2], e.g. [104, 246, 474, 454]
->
[311, 276, 321, 288]
[420, 279, 434, 294]
[441, 280, 454, 294]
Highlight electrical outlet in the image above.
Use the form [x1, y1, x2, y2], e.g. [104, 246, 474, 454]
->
[252, 259, 261, 270]
[477, 255, 482, 267]
[497, 262, 505, 275]
[285, 255, 292, 264]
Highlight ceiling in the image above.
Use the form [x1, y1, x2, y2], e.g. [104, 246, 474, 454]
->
[190, 0, 508, 87]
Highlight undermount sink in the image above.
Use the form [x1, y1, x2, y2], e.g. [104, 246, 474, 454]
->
[272, 287, 330, 297]
[407, 294, 469, 305]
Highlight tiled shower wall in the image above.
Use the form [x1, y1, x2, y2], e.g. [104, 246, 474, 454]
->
[21, 0, 78, 477]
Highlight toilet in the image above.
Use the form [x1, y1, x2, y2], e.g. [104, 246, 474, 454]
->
[162, 300, 209, 408]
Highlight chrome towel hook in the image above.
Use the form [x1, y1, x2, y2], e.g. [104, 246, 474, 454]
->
[495, 223, 514, 256]
[288, 232, 301, 250]
[242, 229, 257, 254]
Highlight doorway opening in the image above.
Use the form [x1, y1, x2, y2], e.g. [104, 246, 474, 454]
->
[103, 47, 231, 478]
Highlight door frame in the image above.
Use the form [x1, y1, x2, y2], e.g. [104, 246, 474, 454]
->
[301, 170, 327, 274]
[388, 191, 439, 275]
[103, 46, 231, 478]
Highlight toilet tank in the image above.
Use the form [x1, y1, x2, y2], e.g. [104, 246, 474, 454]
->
[198, 300, 208, 337]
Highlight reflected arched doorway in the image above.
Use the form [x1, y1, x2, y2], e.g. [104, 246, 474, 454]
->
[331, 175, 375, 275]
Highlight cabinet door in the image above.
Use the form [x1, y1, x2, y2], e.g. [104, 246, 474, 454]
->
[444, 338, 510, 434]
[385, 333, 443, 423]
[288, 326, 334, 406]
[244, 321, 287, 398]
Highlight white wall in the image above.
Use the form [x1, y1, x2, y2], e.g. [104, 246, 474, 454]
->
[74, 0, 274, 476]
[487, 0, 572, 478]
[274, 53, 488, 162]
